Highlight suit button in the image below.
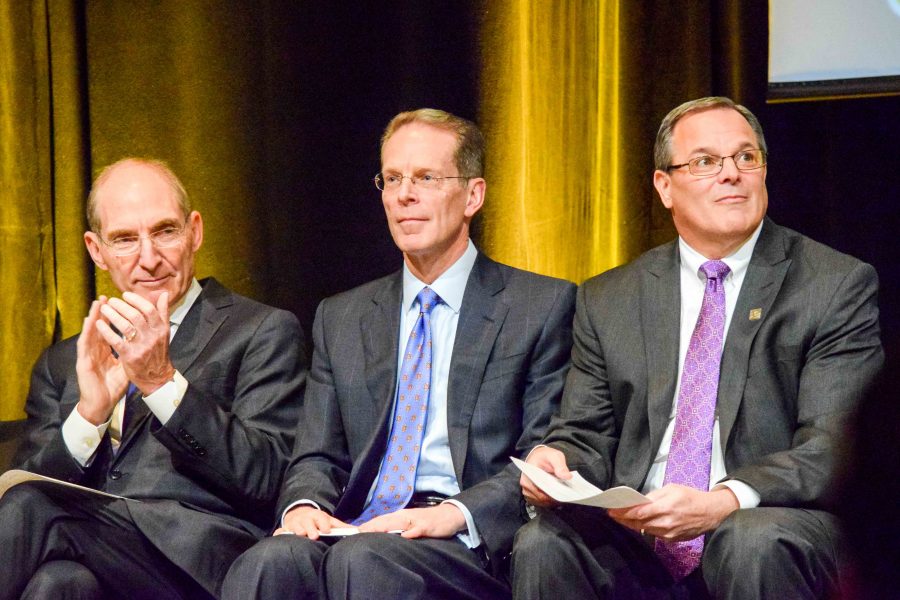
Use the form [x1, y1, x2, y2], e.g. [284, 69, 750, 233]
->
[109, 469, 122, 480]
[196, 449, 207, 457]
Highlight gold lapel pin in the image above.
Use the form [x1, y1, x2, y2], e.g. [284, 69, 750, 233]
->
[749, 308, 762, 321]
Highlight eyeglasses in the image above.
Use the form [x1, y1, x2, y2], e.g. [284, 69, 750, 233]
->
[667, 149, 767, 177]
[374, 172, 469, 191]
[99, 224, 187, 256]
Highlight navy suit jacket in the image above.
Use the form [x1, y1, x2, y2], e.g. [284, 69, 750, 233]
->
[278, 253, 576, 571]
[16, 278, 307, 596]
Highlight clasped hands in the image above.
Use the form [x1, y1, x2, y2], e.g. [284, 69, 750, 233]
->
[275, 503, 467, 541]
[520, 446, 739, 542]
[75, 291, 175, 426]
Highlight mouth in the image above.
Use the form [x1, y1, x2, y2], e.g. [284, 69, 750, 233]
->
[714, 194, 747, 203]
[135, 276, 171, 286]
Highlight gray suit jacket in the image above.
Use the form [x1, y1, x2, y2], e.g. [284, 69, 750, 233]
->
[278, 253, 576, 571]
[544, 218, 883, 507]
[16, 278, 307, 596]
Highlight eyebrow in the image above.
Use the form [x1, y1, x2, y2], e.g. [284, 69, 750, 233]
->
[104, 218, 182, 238]
[686, 141, 757, 157]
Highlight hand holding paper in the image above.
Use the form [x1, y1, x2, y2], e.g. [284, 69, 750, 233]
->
[512, 457, 649, 509]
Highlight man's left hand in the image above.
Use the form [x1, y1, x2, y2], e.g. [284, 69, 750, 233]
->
[358, 503, 467, 539]
[95, 291, 176, 395]
[607, 484, 739, 542]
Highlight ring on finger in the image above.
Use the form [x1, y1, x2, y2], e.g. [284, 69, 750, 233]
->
[124, 327, 137, 342]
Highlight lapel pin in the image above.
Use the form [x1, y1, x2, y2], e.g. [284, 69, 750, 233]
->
[749, 308, 762, 321]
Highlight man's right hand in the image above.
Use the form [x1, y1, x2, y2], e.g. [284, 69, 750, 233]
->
[275, 506, 352, 540]
[75, 298, 129, 425]
[520, 446, 572, 508]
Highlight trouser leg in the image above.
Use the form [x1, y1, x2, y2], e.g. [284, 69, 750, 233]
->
[511, 506, 682, 600]
[0, 483, 211, 600]
[702, 507, 843, 600]
[221, 534, 329, 600]
[323, 533, 509, 600]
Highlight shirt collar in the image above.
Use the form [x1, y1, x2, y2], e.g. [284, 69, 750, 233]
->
[169, 278, 202, 326]
[678, 220, 764, 282]
[402, 239, 478, 314]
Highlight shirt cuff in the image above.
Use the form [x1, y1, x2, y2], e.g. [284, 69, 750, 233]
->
[143, 370, 188, 425]
[716, 479, 761, 509]
[281, 499, 323, 528]
[62, 405, 109, 467]
[444, 499, 481, 549]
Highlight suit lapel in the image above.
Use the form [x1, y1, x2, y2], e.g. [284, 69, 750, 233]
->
[641, 242, 681, 455]
[447, 255, 508, 485]
[718, 219, 791, 449]
[342, 272, 403, 507]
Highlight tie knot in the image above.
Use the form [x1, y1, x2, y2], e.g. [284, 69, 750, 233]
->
[416, 287, 442, 315]
[700, 260, 730, 282]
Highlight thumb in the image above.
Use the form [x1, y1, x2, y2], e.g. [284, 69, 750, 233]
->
[156, 291, 170, 322]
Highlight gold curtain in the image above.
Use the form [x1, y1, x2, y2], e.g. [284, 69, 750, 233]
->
[479, 1, 636, 283]
[0, 1, 91, 421]
[477, 1, 748, 283]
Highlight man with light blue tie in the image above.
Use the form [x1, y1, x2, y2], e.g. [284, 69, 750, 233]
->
[223, 109, 576, 599]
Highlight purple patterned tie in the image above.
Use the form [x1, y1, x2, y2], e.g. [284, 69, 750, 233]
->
[655, 260, 730, 580]
[352, 287, 441, 524]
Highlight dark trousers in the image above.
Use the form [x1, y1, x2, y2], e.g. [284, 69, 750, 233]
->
[223, 532, 510, 600]
[0, 483, 213, 600]
[511, 505, 843, 600]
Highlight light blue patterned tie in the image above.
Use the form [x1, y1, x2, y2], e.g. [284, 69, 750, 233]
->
[655, 260, 730, 580]
[353, 287, 441, 524]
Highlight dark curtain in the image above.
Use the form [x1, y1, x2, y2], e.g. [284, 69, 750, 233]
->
[1, 0, 896, 420]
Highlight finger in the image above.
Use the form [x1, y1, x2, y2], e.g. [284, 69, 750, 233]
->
[120, 291, 156, 315]
[99, 303, 140, 339]
[156, 291, 170, 324]
[272, 528, 294, 536]
[94, 318, 128, 350]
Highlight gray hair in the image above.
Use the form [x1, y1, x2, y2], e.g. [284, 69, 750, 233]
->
[653, 96, 767, 171]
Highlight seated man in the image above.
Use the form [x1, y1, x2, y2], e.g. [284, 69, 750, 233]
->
[513, 97, 883, 599]
[1, 158, 306, 600]
[223, 109, 576, 600]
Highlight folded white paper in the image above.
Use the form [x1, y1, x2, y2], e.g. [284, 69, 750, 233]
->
[511, 457, 649, 509]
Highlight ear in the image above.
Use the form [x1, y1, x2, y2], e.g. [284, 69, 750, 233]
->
[653, 170, 673, 209]
[84, 231, 110, 271]
[188, 211, 204, 252]
[463, 178, 486, 218]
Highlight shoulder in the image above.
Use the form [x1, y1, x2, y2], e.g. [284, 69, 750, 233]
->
[580, 240, 675, 296]
[475, 253, 576, 295]
[199, 278, 301, 330]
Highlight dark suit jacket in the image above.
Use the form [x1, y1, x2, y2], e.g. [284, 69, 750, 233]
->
[278, 253, 576, 571]
[544, 218, 883, 507]
[15, 278, 307, 597]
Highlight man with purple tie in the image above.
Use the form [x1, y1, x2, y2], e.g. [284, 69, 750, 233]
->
[513, 97, 883, 599]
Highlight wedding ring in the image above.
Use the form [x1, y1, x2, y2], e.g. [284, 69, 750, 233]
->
[124, 327, 137, 342]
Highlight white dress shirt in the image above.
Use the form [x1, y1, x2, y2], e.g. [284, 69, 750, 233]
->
[62, 279, 202, 465]
[641, 223, 763, 508]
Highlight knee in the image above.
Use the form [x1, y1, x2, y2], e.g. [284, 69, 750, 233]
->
[223, 535, 325, 600]
[325, 533, 395, 571]
[705, 508, 797, 566]
[512, 513, 573, 563]
[22, 561, 102, 600]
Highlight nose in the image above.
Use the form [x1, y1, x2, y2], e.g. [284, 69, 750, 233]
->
[395, 176, 418, 204]
[717, 155, 741, 183]
[136, 235, 162, 271]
